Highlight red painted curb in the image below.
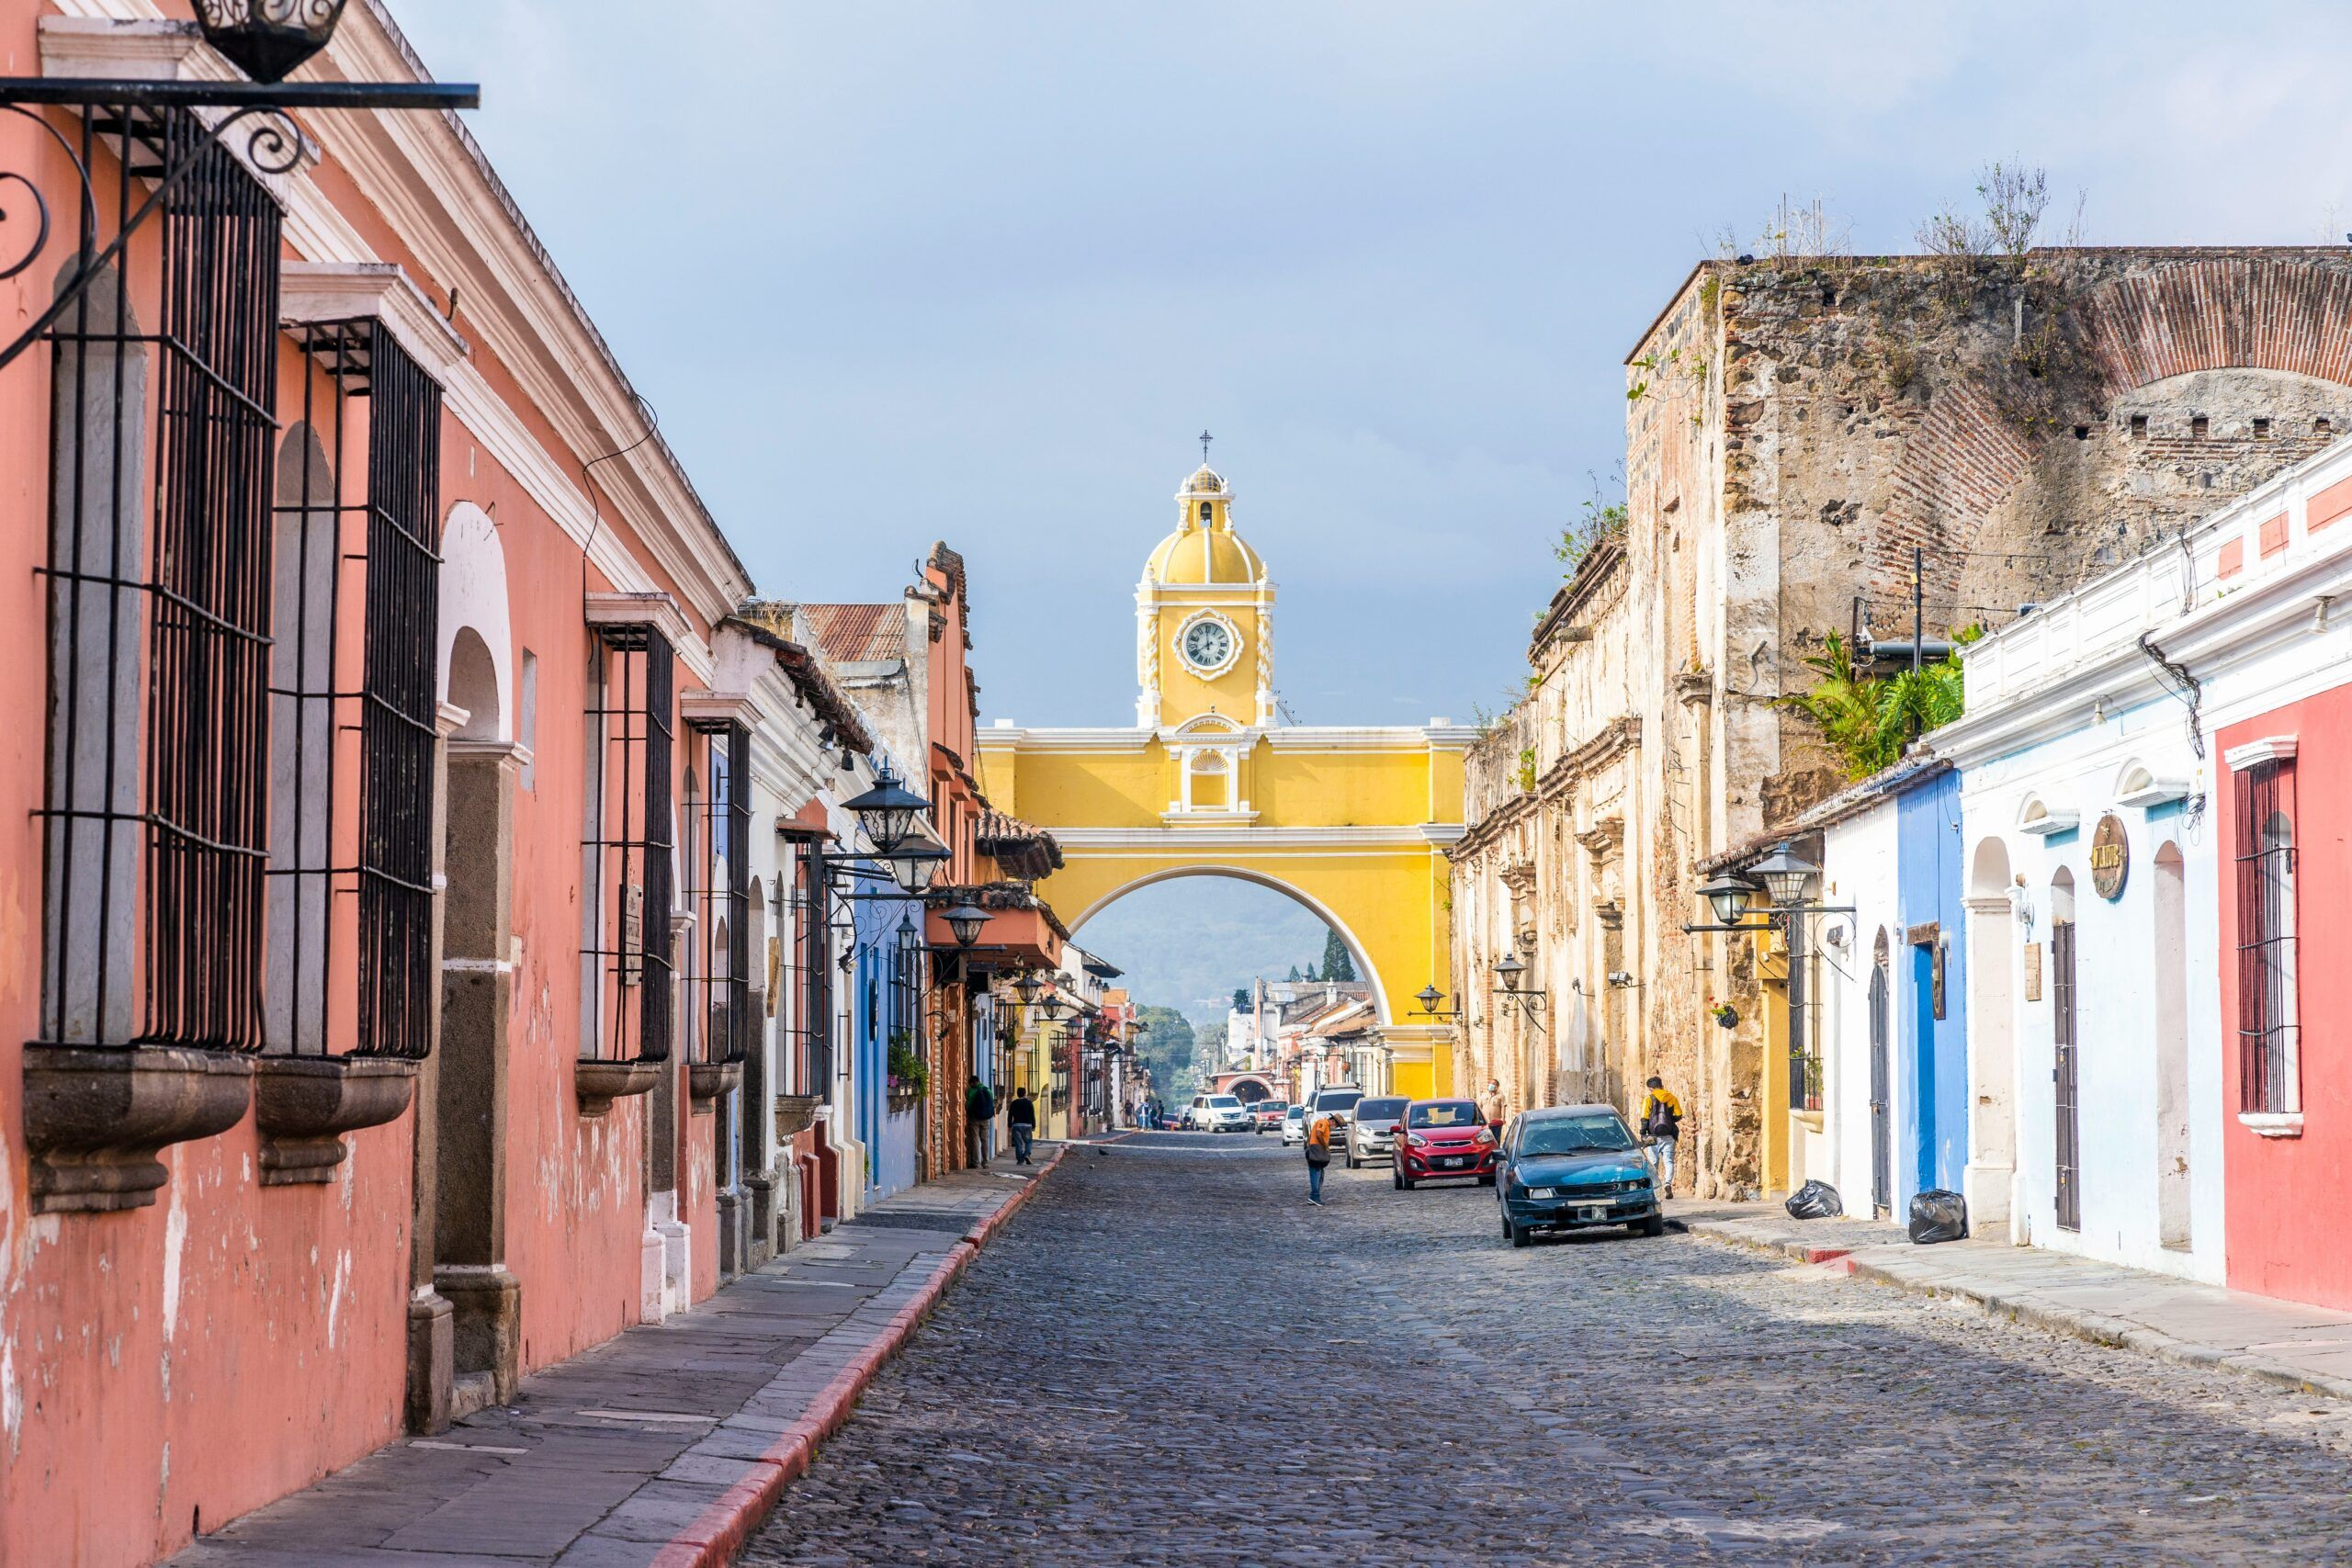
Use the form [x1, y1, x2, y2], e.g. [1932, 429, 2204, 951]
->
[651, 1145, 1070, 1568]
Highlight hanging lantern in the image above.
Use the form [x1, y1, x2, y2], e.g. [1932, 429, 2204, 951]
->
[195, 0, 352, 85]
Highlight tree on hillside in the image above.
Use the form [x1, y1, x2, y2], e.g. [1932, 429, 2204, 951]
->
[1287, 964, 1302, 982]
[1134, 1005, 1199, 1105]
[1319, 929, 1358, 984]
[1304, 963, 1318, 983]
[1231, 987, 1250, 1011]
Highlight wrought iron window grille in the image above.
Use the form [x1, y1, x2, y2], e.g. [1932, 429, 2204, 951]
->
[2235, 759, 2300, 1115]
[583, 624, 674, 1064]
[778, 859, 827, 1095]
[262, 319, 441, 1060]
[683, 719, 751, 1067]
[37, 108, 279, 1052]
[0, 73, 478, 378]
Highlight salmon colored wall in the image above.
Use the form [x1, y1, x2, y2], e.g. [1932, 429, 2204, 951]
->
[2219, 688, 2352, 1309]
[0, 18, 733, 1551]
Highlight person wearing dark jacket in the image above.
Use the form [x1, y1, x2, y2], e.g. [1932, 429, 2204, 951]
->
[1007, 1089, 1038, 1166]
[965, 1076, 997, 1168]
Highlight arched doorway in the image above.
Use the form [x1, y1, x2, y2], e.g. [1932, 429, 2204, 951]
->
[1963, 837, 2019, 1236]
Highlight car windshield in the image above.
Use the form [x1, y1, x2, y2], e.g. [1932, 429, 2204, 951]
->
[1517, 1113, 1636, 1156]
[1208, 1096, 1241, 1109]
[1356, 1099, 1407, 1122]
[1261, 1102, 1288, 1112]
[1284, 1107, 1305, 1121]
[1314, 1091, 1363, 1111]
[1408, 1100, 1481, 1129]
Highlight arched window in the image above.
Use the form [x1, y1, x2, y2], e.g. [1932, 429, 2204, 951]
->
[1198, 500, 1212, 523]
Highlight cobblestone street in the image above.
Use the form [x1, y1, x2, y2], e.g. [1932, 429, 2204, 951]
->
[742, 1134, 2352, 1566]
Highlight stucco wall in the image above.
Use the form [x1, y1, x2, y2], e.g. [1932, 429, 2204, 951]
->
[2220, 689, 2352, 1308]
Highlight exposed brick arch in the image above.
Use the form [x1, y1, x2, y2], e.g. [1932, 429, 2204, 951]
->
[1876, 253, 2352, 618]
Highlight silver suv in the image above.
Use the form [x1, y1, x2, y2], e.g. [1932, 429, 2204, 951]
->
[1345, 1096, 1409, 1168]
[1306, 1086, 1366, 1150]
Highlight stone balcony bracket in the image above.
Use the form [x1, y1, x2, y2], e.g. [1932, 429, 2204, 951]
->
[22, 1045, 254, 1214]
[575, 1057, 663, 1117]
[254, 1055, 420, 1186]
[688, 1060, 743, 1107]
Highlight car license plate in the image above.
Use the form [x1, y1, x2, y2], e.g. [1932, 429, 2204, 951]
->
[1441, 1156, 1467, 1169]
[1575, 1204, 1606, 1222]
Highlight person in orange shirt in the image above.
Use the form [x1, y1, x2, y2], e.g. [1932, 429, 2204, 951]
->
[1304, 1112, 1334, 1205]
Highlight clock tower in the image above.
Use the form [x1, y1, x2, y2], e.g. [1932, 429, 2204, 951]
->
[1136, 457, 1276, 731]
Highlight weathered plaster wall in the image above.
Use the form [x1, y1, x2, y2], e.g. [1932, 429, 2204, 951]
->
[1611, 247, 2352, 1197]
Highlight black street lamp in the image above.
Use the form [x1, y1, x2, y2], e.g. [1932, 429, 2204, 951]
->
[1412, 983, 1463, 1021]
[939, 902, 990, 950]
[195, 0, 351, 85]
[1696, 871, 1761, 929]
[882, 838, 948, 896]
[1491, 955, 1547, 1026]
[0, 6, 479, 376]
[842, 761, 931, 852]
[1751, 841, 1820, 910]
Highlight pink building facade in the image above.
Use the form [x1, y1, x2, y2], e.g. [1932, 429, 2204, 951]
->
[0, 6, 876, 1562]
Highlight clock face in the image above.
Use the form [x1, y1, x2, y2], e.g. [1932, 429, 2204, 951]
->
[1182, 619, 1234, 671]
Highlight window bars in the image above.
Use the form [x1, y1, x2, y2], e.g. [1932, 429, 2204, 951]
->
[2235, 759, 2300, 1114]
[684, 720, 751, 1066]
[40, 107, 278, 1051]
[780, 848, 828, 1092]
[267, 320, 442, 1060]
[585, 625, 674, 1063]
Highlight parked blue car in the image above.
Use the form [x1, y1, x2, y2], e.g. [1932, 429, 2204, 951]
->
[1497, 1104, 1664, 1247]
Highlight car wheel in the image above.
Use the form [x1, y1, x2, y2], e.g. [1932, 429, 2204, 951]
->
[1640, 1214, 1667, 1238]
[1395, 1170, 1405, 1190]
[1476, 1173, 1497, 1188]
[1498, 1210, 1511, 1238]
[1510, 1221, 1532, 1248]
[1399, 1175, 1416, 1191]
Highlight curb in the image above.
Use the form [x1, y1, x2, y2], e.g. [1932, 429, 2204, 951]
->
[1680, 1216, 2352, 1406]
[647, 1145, 1070, 1568]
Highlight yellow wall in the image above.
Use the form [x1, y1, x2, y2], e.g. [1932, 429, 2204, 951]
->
[978, 735, 1464, 1101]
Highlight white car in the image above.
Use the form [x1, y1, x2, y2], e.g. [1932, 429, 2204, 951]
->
[1345, 1096, 1409, 1168]
[1186, 1093, 1250, 1134]
[1280, 1104, 1308, 1145]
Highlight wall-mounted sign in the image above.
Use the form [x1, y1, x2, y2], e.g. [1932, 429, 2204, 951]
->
[2090, 813, 2130, 900]
[2024, 942, 2043, 1003]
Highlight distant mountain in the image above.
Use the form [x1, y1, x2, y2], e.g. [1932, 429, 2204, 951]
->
[1072, 877, 1329, 1018]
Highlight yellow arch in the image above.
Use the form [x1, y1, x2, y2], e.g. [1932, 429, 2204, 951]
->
[1066, 863, 1394, 1023]
[977, 725, 1474, 1099]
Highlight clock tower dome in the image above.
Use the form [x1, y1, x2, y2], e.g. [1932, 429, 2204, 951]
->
[1136, 453, 1276, 730]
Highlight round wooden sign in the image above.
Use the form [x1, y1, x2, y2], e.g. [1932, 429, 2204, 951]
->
[2090, 812, 2129, 900]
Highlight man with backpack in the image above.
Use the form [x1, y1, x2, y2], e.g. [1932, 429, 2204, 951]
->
[1304, 1111, 1334, 1204]
[964, 1075, 997, 1169]
[1640, 1075, 1683, 1195]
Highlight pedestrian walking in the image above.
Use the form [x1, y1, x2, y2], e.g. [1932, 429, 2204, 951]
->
[1304, 1111, 1333, 1204]
[1639, 1075, 1683, 1195]
[1123, 1099, 1136, 1129]
[964, 1075, 996, 1168]
[1478, 1077, 1506, 1136]
[1008, 1088, 1037, 1166]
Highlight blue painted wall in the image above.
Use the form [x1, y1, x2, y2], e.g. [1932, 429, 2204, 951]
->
[849, 852, 922, 1201]
[1895, 772, 1969, 1201]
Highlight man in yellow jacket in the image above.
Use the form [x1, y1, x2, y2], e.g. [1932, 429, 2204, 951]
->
[1639, 1076, 1683, 1196]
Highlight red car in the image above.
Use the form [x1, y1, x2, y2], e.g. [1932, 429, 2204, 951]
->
[1250, 1100, 1290, 1134]
[1391, 1098, 1499, 1189]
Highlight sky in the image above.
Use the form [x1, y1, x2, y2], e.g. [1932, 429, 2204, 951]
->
[390, 0, 2352, 731]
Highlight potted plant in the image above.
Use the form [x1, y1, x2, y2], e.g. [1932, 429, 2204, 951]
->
[1708, 998, 1739, 1030]
[886, 1034, 928, 1111]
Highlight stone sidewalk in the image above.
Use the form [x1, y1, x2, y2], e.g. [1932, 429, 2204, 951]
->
[1674, 1199, 2352, 1403]
[170, 1146, 1074, 1568]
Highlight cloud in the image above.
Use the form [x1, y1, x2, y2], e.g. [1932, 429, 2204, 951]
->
[390, 0, 2352, 726]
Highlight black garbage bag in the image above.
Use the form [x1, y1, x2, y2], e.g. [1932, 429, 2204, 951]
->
[1908, 1189, 1968, 1244]
[1784, 1179, 1842, 1220]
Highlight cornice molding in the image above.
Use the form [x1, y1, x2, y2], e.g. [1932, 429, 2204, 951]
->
[1052, 824, 1458, 853]
[279, 261, 469, 381]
